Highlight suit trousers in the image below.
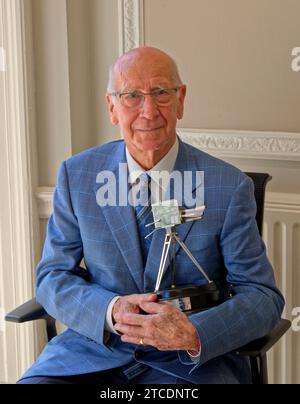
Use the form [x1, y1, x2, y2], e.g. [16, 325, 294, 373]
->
[17, 362, 193, 384]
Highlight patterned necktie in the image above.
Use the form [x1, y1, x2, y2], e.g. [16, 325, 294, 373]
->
[134, 173, 154, 265]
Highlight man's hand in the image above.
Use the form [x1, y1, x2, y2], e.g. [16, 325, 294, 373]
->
[112, 293, 157, 325]
[114, 299, 200, 352]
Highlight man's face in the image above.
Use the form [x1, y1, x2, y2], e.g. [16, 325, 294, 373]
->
[106, 54, 186, 159]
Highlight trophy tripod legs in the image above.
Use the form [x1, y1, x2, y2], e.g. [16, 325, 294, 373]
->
[154, 227, 212, 293]
[154, 231, 173, 292]
[173, 234, 212, 284]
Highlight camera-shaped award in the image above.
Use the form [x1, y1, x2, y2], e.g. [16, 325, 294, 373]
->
[146, 200, 222, 315]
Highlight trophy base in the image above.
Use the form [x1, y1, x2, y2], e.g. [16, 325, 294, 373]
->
[156, 282, 221, 315]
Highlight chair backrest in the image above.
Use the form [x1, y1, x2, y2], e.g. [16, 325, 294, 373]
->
[244, 172, 272, 235]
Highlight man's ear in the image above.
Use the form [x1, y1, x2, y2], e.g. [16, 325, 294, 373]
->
[176, 85, 187, 120]
[106, 94, 119, 125]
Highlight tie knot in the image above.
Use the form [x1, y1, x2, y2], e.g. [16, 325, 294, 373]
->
[136, 173, 151, 207]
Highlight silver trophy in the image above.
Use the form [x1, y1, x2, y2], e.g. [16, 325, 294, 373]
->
[146, 200, 222, 315]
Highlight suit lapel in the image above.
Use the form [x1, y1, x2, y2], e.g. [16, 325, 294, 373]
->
[94, 143, 144, 293]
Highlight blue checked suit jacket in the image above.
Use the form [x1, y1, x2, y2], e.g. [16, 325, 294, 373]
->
[21, 138, 284, 383]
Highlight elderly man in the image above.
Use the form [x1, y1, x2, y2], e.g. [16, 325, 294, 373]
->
[18, 47, 284, 384]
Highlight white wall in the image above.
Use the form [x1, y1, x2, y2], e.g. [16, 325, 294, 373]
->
[31, 0, 120, 186]
[145, 0, 300, 133]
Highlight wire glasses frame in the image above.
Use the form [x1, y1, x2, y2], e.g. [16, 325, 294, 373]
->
[109, 86, 182, 109]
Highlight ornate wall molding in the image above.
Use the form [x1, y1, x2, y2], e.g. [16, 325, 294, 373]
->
[36, 187, 55, 219]
[178, 128, 300, 162]
[118, 0, 144, 55]
[265, 192, 300, 213]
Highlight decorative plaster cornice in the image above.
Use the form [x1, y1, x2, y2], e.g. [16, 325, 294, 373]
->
[35, 187, 55, 219]
[118, 0, 144, 55]
[265, 192, 300, 213]
[178, 128, 300, 161]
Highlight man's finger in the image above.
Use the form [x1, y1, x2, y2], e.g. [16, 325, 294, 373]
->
[139, 301, 168, 314]
[114, 323, 143, 337]
[120, 335, 153, 347]
[126, 293, 157, 306]
[115, 312, 148, 326]
[137, 293, 157, 303]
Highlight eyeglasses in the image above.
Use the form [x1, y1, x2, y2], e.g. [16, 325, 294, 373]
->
[109, 87, 182, 109]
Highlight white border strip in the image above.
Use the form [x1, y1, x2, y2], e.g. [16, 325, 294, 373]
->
[178, 128, 300, 162]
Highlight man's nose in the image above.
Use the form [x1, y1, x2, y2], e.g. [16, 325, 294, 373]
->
[139, 95, 160, 119]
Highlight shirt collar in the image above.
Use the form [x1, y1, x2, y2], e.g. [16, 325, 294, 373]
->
[126, 137, 179, 186]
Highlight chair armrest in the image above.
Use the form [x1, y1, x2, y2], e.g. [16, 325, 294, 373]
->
[5, 298, 47, 323]
[236, 319, 291, 357]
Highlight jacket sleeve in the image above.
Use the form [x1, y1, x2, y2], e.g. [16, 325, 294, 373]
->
[179, 175, 284, 368]
[36, 161, 118, 346]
